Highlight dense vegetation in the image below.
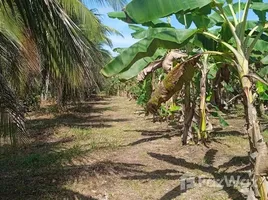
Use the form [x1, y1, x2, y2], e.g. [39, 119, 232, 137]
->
[0, 0, 126, 143]
[102, 0, 268, 199]
[1, 0, 268, 199]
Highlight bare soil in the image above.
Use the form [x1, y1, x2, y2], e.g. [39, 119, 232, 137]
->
[1, 96, 267, 200]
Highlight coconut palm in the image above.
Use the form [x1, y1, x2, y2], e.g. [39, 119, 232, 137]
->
[0, 0, 126, 144]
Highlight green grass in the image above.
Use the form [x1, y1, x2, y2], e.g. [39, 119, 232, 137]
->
[0, 145, 87, 171]
[263, 130, 268, 142]
[0, 125, 124, 173]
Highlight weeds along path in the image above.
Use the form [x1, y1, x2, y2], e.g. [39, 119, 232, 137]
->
[0, 96, 256, 200]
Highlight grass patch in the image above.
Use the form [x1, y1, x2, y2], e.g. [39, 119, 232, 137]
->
[0, 145, 87, 172]
[263, 130, 268, 142]
[55, 126, 122, 150]
[55, 127, 93, 140]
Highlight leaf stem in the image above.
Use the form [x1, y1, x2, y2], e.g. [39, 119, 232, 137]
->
[202, 31, 241, 60]
[239, 0, 251, 40]
[216, 6, 241, 48]
[228, 3, 238, 26]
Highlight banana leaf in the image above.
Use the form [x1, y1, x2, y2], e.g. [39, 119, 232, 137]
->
[101, 28, 198, 77]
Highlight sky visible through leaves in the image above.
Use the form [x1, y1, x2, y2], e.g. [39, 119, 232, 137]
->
[86, 0, 266, 56]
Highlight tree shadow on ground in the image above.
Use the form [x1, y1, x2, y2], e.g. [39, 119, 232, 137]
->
[141, 151, 248, 200]
[66, 102, 114, 114]
[0, 138, 144, 199]
[210, 130, 243, 137]
[27, 115, 129, 134]
[26, 99, 129, 141]
[0, 97, 133, 199]
[204, 149, 218, 165]
[126, 129, 179, 146]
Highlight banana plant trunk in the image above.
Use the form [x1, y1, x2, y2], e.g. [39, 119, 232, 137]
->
[211, 68, 223, 110]
[199, 58, 208, 142]
[239, 59, 268, 200]
[182, 83, 194, 145]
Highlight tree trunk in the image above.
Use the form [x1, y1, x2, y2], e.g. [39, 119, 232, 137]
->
[256, 100, 265, 118]
[57, 81, 63, 108]
[199, 57, 208, 142]
[182, 83, 194, 145]
[211, 68, 223, 109]
[44, 73, 50, 101]
[240, 69, 268, 200]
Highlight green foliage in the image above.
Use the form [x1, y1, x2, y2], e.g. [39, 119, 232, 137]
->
[118, 48, 167, 80]
[256, 81, 268, 100]
[0, 0, 123, 144]
[124, 0, 212, 24]
[210, 106, 229, 127]
[136, 76, 153, 106]
[101, 28, 197, 77]
[169, 104, 182, 113]
[103, 77, 122, 96]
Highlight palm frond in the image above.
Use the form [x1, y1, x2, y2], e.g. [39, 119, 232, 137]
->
[0, 72, 26, 145]
[0, 0, 117, 144]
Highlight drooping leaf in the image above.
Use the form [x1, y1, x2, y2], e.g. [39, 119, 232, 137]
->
[129, 25, 146, 39]
[146, 54, 202, 114]
[101, 28, 198, 77]
[252, 0, 266, 22]
[124, 0, 213, 24]
[0, 73, 26, 142]
[251, 2, 268, 12]
[118, 48, 167, 80]
[221, 22, 233, 42]
[135, 49, 188, 81]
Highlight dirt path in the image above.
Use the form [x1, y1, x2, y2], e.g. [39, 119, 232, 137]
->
[0, 96, 259, 200]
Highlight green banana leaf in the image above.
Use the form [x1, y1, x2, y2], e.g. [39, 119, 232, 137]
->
[111, 0, 266, 28]
[109, 12, 171, 28]
[251, 2, 268, 11]
[118, 48, 167, 80]
[247, 38, 268, 52]
[124, 0, 213, 24]
[101, 28, 198, 77]
[129, 25, 146, 39]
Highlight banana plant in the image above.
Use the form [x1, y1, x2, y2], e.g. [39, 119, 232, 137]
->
[102, 0, 268, 198]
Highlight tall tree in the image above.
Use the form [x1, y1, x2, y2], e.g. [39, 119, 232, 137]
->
[0, 0, 126, 143]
